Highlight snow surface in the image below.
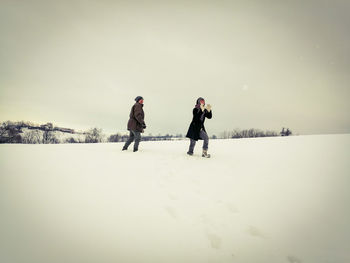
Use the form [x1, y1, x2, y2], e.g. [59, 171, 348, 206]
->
[1, 134, 350, 263]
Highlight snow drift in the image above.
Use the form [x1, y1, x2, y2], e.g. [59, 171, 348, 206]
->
[1, 134, 349, 263]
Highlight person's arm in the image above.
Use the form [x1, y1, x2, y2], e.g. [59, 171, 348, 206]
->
[134, 104, 145, 125]
[204, 109, 212, 119]
[205, 104, 212, 119]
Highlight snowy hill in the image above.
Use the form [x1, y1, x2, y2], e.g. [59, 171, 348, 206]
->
[1, 134, 349, 263]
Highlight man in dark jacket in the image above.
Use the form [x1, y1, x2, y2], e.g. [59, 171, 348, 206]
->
[186, 97, 212, 158]
[122, 96, 146, 152]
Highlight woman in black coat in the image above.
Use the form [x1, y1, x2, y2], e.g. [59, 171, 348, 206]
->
[186, 97, 212, 158]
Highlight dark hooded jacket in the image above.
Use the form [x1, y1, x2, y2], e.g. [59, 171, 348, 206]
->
[127, 102, 146, 132]
[186, 98, 212, 141]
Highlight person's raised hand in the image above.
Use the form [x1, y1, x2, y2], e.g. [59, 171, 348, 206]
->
[206, 104, 212, 111]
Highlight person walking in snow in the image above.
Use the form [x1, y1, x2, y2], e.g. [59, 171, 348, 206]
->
[186, 97, 212, 158]
[122, 96, 146, 152]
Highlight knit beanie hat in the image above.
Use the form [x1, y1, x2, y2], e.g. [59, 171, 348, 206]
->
[135, 96, 144, 102]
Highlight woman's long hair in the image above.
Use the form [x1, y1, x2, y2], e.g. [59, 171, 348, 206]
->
[195, 97, 205, 109]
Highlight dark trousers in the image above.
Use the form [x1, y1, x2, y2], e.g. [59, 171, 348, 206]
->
[189, 129, 209, 153]
[123, 130, 141, 151]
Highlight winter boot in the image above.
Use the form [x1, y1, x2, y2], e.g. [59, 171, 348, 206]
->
[202, 149, 211, 158]
[187, 151, 193, 156]
[133, 149, 138, 152]
[122, 147, 127, 151]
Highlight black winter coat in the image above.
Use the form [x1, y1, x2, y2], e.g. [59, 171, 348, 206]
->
[127, 102, 146, 132]
[186, 108, 212, 141]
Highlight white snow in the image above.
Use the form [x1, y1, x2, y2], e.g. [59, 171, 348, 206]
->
[1, 134, 349, 263]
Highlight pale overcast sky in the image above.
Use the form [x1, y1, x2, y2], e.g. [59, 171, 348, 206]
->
[1, 0, 349, 135]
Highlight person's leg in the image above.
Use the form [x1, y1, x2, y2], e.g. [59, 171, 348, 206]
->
[188, 139, 196, 154]
[200, 130, 209, 150]
[133, 131, 141, 152]
[123, 131, 135, 150]
[200, 130, 210, 157]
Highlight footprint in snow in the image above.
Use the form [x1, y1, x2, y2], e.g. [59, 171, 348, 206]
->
[226, 202, 239, 213]
[206, 232, 222, 249]
[164, 206, 178, 219]
[287, 255, 302, 263]
[168, 193, 178, 200]
[246, 225, 266, 239]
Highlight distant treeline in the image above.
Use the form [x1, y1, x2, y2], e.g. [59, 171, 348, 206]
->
[220, 127, 292, 139]
[108, 133, 184, 142]
[0, 121, 85, 144]
[0, 121, 292, 144]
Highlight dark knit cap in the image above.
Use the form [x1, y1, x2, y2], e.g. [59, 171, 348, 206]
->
[135, 96, 144, 102]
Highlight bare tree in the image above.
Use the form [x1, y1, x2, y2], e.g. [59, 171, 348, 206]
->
[0, 121, 22, 143]
[108, 133, 121, 142]
[85, 128, 103, 143]
[42, 123, 59, 144]
[280, 127, 292, 136]
[65, 137, 78, 143]
[285, 128, 292, 136]
[266, 130, 278, 137]
[42, 130, 59, 143]
[0, 122, 7, 142]
[23, 130, 41, 144]
[280, 127, 286, 136]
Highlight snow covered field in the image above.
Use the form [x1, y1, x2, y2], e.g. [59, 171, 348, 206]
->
[1, 134, 349, 263]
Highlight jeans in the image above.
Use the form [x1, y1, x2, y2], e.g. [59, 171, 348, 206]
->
[189, 129, 209, 153]
[123, 130, 141, 151]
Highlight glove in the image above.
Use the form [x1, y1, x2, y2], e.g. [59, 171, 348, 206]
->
[206, 104, 212, 111]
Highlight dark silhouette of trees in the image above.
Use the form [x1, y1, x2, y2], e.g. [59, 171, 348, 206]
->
[0, 120, 292, 144]
[108, 133, 185, 142]
[220, 128, 278, 139]
[280, 127, 292, 136]
[64, 137, 78, 143]
[85, 128, 104, 143]
[108, 133, 121, 142]
[0, 121, 22, 143]
[42, 122, 59, 144]
[108, 133, 130, 142]
[22, 130, 41, 144]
